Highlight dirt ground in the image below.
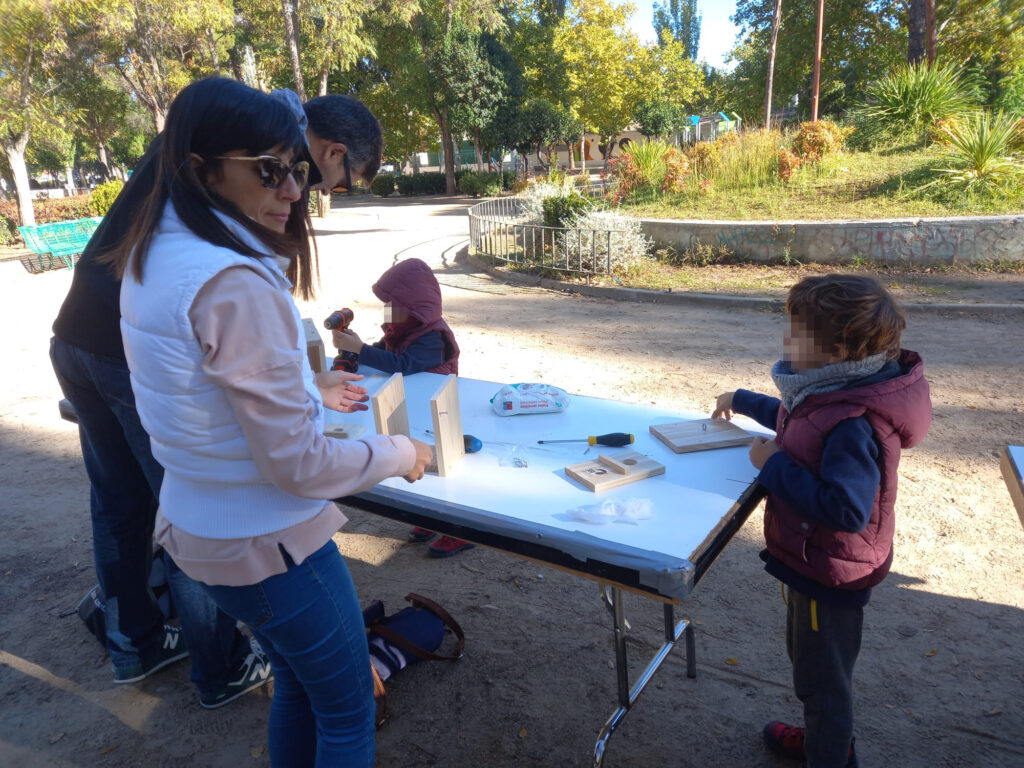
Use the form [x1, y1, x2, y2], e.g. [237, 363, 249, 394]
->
[1, 196, 1023, 768]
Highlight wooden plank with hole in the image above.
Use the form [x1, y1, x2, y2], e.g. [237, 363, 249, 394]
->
[650, 418, 755, 454]
[324, 423, 366, 440]
[430, 374, 465, 477]
[372, 373, 409, 437]
[302, 317, 326, 374]
[565, 450, 665, 492]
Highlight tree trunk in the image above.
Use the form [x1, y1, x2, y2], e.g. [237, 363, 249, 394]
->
[439, 112, 457, 194]
[97, 142, 113, 181]
[474, 131, 483, 173]
[908, 0, 926, 64]
[765, 0, 783, 127]
[65, 163, 75, 196]
[568, 141, 575, 170]
[207, 29, 221, 74]
[281, 0, 307, 101]
[925, 0, 936, 65]
[318, 64, 329, 97]
[3, 135, 34, 226]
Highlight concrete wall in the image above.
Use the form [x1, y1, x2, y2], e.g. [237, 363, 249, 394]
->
[639, 215, 1024, 264]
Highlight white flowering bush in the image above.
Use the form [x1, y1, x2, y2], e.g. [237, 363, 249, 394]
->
[565, 209, 653, 273]
[515, 178, 576, 224]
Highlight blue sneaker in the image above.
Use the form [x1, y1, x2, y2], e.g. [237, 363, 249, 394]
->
[113, 625, 189, 684]
[199, 642, 273, 710]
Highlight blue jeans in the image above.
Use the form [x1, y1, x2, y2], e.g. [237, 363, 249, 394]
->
[50, 337, 246, 690]
[203, 541, 376, 768]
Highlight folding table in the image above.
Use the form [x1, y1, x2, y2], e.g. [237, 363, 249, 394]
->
[330, 371, 767, 767]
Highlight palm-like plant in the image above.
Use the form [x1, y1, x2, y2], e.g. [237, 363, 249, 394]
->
[850, 61, 976, 148]
[931, 110, 1024, 194]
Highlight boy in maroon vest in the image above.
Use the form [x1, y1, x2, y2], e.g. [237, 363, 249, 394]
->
[712, 275, 931, 768]
[332, 257, 470, 557]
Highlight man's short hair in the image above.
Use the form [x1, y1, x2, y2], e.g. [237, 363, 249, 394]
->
[786, 274, 905, 360]
[304, 95, 382, 180]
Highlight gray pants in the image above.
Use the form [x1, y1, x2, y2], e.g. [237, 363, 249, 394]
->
[786, 587, 863, 768]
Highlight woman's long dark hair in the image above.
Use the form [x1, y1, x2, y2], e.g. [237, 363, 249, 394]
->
[107, 78, 318, 300]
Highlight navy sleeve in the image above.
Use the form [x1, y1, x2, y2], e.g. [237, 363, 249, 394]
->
[732, 389, 781, 431]
[757, 416, 880, 533]
[358, 331, 446, 375]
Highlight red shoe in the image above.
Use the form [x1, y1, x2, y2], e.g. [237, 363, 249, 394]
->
[408, 526, 436, 543]
[763, 721, 856, 764]
[428, 536, 474, 558]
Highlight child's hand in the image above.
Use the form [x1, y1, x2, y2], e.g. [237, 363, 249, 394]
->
[332, 328, 363, 354]
[711, 391, 736, 420]
[749, 436, 781, 469]
[314, 371, 369, 412]
[404, 439, 435, 482]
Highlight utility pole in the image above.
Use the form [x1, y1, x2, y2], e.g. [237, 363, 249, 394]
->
[765, 0, 783, 127]
[811, 0, 825, 121]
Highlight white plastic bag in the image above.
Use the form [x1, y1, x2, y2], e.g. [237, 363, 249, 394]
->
[564, 498, 653, 525]
[490, 383, 570, 417]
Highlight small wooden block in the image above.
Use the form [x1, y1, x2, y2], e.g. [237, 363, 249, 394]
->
[372, 373, 409, 437]
[650, 418, 755, 454]
[324, 423, 366, 440]
[430, 375, 465, 477]
[566, 451, 665, 492]
[302, 318, 326, 374]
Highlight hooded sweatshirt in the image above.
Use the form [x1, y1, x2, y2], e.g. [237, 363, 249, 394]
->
[357, 258, 460, 375]
[734, 350, 931, 604]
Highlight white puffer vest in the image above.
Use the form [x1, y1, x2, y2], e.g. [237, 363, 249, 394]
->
[121, 202, 325, 538]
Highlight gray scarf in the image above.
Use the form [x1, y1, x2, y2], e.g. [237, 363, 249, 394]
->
[771, 352, 889, 413]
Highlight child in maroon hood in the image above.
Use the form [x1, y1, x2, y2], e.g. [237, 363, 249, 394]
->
[332, 257, 470, 557]
[711, 275, 931, 768]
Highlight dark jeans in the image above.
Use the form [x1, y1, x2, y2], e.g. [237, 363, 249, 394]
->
[50, 337, 245, 690]
[786, 587, 863, 768]
[204, 542, 376, 768]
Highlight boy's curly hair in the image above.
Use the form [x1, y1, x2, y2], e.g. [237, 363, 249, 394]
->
[787, 274, 905, 361]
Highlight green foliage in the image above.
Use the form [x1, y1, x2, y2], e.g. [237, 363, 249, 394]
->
[711, 130, 784, 190]
[791, 121, 851, 160]
[396, 172, 448, 196]
[995, 70, 1024, 116]
[634, 100, 681, 139]
[89, 180, 124, 216]
[0, 213, 15, 246]
[653, 0, 700, 60]
[925, 111, 1024, 195]
[849, 61, 977, 149]
[501, 169, 517, 190]
[541, 191, 591, 227]
[456, 171, 504, 197]
[458, 172, 484, 197]
[371, 173, 397, 197]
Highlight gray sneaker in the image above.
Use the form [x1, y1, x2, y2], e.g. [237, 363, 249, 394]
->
[199, 646, 273, 709]
[113, 625, 189, 684]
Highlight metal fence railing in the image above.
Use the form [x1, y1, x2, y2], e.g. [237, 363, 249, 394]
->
[467, 196, 625, 276]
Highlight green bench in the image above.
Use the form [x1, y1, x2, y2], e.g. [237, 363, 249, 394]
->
[17, 217, 102, 274]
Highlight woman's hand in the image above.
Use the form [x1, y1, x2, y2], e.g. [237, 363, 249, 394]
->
[315, 370, 369, 412]
[403, 438, 435, 482]
[749, 436, 781, 469]
[711, 391, 736, 420]
[332, 328, 363, 354]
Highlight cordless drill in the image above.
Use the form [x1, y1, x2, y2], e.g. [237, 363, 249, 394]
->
[324, 308, 359, 373]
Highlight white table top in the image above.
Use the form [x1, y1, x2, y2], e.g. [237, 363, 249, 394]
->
[327, 371, 770, 600]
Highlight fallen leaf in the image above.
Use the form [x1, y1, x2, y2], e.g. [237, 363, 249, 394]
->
[99, 745, 119, 755]
[49, 732, 64, 744]
[725, 658, 739, 665]
[518, 728, 528, 739]
[925, 649, 938, 657]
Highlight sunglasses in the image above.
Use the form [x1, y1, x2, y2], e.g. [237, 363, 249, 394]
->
[332, 153, 352, 193]
[214, 155, 310, 190]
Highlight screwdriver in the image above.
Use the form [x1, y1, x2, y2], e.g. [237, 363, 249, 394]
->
[537, 432, 635, 447]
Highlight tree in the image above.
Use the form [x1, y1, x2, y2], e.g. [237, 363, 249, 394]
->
[653, 0, 701, 60]
[0, 0, 69, 226]
[633, 99, 680, 139]
[765, 0, 782, 126]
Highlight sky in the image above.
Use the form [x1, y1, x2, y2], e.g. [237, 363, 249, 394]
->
[626, 0, 741, 71]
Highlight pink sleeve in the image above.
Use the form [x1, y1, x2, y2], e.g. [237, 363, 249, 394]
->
[189, 267, 416, 499]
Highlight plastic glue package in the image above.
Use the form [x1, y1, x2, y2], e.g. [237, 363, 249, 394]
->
[490, 383, 570, 417]
[565, 498, 653, 526]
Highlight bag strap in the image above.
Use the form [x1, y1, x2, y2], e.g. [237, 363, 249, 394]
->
[368, 593, 465, 662]
[369, 663, 388, 729]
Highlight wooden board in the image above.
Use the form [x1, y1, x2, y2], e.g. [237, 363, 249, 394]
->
[372, 373, 409, 437]
[650, 418, 755, 454]
[324, 423, 367, 440]
[302, 317, 326, 374]
[565, 450, 665, 492]
[1001, 446, 1024, 529]
[430, 374, 465, 477]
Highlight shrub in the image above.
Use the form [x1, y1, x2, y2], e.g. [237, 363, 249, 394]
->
[572, 209, 652, 273]
[35, 196, 92, 223]
[371, 173, 396, 197]
[480, 172, 503, 196]
[687, 141, 721, 178]
[501, 169, 517, 190]
[791, 120, 850, 161]
[714, 129, 784, 190]
[517, 177, 575, 224]
[89, 180, 124, 216]
[849, 61, 976, 148]
[0, 214, 15, 246]
[398, 171, 447, 195]
[307, 190, 320, 214]
[926, 110, 1024, 195]
[541, 191, 592, 227]
[458, 172, 485, 197]
[777, 149, 802, 182]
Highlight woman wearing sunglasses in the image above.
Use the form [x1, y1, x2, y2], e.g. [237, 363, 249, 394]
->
[109, 78, 433, 767]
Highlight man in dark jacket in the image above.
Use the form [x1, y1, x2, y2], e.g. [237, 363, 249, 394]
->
[49, 89, 383, 708]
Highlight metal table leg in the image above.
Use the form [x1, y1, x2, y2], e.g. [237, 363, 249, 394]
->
[593, 587, 695, 767]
